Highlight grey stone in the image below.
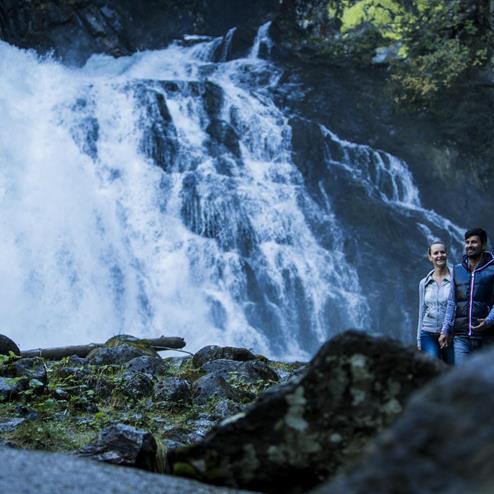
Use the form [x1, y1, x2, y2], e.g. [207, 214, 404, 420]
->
[213, 400, 243, 420]
[311, 346, 494, 494]
[87, 344, 153, 366]
[168, 330, 444, 493]
[119, 372, 154, 400]
[0, 334, 20, 356]
[192, 373, 254, 405]
[235, 360, 279, 383]
[0, 417, 25, 432]
[0, 376, 28, 399]
[14, 357, 48, 384]
[201, 359, 243, 374]
[124, 355, 169, 376]
[154, 377, 192, 405]
[0, 444, 255, 494]
[193, 346, 256, 368]
[78, 423, 161, 472]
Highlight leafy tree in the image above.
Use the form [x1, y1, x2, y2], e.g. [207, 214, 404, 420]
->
[326, 0, 494, 105]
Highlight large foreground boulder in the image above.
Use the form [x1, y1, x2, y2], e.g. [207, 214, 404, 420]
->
[0, 445, 253, 494]
[311, 346, 494, 494]
[168, 331, 444, 493]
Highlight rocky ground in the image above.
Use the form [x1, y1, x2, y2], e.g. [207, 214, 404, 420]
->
[0, 334, 301, 469]
[2, 331, 494, 493]
[0, 331, 447, 493]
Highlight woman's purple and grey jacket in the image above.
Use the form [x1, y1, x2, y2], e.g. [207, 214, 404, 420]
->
[417, 269, 451, 349]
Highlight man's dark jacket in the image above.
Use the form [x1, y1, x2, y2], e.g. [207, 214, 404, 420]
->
[452, 252, 494, 337]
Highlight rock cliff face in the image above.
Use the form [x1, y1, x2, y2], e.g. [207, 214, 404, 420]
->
[0, 0, 278, 64]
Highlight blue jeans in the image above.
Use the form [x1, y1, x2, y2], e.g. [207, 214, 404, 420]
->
[453, 336, 494, 366]
[420, 330, 454, 365]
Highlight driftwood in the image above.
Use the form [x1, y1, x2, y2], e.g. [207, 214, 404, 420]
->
[20, 336, 186, 360]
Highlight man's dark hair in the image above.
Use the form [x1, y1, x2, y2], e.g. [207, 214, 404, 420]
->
[464, 228, 488, 245]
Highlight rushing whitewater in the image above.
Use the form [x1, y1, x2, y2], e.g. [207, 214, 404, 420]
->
[0, 25, 462, 358]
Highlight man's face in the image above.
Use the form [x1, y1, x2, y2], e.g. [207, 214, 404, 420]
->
[465, 235, 483, 259]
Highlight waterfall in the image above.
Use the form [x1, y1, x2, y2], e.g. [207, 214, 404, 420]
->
[0, 24, 462, 359]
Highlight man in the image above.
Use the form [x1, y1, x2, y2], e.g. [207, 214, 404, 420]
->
[439, 228, 494, 365]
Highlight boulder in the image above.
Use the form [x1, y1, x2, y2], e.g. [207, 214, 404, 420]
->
[200, 359, 243, 374]
[14, 357, 48, 384]
[201, 360, 279, 385]
[0, 376, 28, 399]
[154, 377, 192, 406]
[311, 345, 494, 494]
[193, 346, 256, 368]
[168, 330, 444, 493]
[87, 344, 156, 366]
[54, 355, 91, 379]
[124, 355, 170, 376]
[0, 444, 254, 494]
[119, 372, 154, 400]
[78, 423, 162, 473]
[235, 360, 279, 383]
[0, 334, 20, 356]
[192, 373, 254, 405]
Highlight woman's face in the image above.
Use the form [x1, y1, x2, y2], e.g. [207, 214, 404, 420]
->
[428, 243, 448, 269]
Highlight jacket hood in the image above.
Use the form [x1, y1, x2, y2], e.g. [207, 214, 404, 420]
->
[461, 251, 494, 272]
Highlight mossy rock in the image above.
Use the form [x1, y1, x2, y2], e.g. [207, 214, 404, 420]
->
[0, 335, 20, 357]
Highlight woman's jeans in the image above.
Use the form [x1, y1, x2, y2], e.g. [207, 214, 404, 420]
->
[420, 330, 454, 365]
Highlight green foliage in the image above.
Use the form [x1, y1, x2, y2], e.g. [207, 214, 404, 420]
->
[6, 419, 94, 452]
[326, 0, 494, 105]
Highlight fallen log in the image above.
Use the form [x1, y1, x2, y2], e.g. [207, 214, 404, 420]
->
[21, 336, 186, 360]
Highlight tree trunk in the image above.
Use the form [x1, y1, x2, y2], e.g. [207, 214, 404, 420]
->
[20, 336, 186, 360]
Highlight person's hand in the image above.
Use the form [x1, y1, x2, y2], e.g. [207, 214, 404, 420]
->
[438, 332, 449, 349]
[472, 318, 491, 331]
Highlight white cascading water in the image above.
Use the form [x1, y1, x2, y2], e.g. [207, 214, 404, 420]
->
[0, 23, 462, 358]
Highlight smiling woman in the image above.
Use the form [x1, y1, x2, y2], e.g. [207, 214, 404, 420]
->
[417, 240, 454, 364]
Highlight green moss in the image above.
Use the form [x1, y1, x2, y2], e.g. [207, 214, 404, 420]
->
[5, 418, 95, 452]
[172, 462, 200, 478]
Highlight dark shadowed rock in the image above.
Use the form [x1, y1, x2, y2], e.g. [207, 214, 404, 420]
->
[212, 399, 244, 420]
[154, 377, 192, 406]
[236, 360, 279, 383]
[0, 376, 28, 399]
[87, 344, 156, 366]
[78, 423, 162, 473]
[192, 373, 254, 405]
[0, 445, 255, 494]
[14, 357, 48, 384]
[119, 372, 155, 400]
[206, 119, 241, 158]
[0, 334, 20, 356]
[311, 346, 494, 494]
[0, 417, 25, 432]
[169, 330, 444, 493]
[124, 355, 170, 376]
[193, 346, 256, 368]
[0, 0, 278, 64]
[201, 359, 243, 374]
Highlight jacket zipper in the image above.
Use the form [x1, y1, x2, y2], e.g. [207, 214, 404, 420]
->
[468, 271, 475, 336]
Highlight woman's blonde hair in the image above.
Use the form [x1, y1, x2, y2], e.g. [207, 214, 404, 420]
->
[428, 239, 448, 256]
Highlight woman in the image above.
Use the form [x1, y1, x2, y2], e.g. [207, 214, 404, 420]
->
[417, 240, 454, 364]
